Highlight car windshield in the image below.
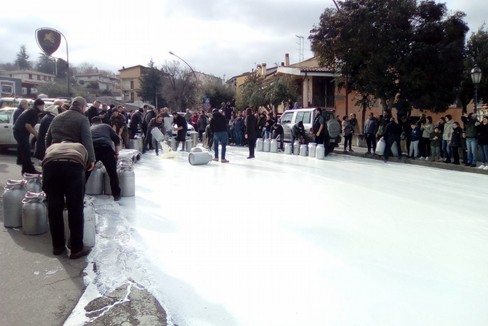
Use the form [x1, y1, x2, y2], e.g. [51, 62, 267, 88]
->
[296, 111, 312, 124]
[280, 112, 294, 124]
[0, 110, 12, 123]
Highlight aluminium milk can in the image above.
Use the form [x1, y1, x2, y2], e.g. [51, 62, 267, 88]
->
[86, 161, 105, 195]
[185, 139, 193, 152]
[23, 173, 42, 193]
[118, 160, 135, 197]
[21, 191, 48, 235]
[299, 144, 308, 156]
[263, 139, 271, 152]
[316, 144, 325, 160]
[63, 197, 96, 248]
[293, 141, 300, 155]
[308, 143, 317, 158]
[270, 139, 278, 153]
[188, 151, 212, 165]
[284, 143, 292, 155]
[256, 138, 264, 152]
[3, 180, 27, 228]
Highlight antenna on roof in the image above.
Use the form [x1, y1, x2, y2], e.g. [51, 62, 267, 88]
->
[295, 35, 304, 63]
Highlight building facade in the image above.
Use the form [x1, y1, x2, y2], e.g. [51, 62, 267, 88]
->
[118, 65, 146, 103]
[0, 70, 55, 98]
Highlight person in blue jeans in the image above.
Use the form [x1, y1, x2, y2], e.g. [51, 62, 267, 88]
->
[478, 116, 488, 169]
[461, 112, 480, 167]
[210, 109, 229, 163]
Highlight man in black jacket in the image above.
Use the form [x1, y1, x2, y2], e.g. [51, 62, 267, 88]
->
[85, 100, 101, 125]
[382, 117, 403, 162]
[210, 109, 229, 162]
[129, 108, 143, 139]
[13, 98, 44, 175]
[13, 99, 30, 165]
[87, 116, 121, 201]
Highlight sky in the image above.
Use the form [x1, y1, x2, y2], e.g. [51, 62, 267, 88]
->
[64, 145, 488, 326]
[0, 0, 487, 80]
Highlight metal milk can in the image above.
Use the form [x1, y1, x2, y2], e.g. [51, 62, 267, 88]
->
[256, 138, 264, 151]
[299, 144, 308, 156]
[270, 139, 278, 153]
[185, 138, 193, 152]
[316, 144, 325, 160]
[63, 196, 96, 248]
[284, 143, 292, 155]
[293, 141, 300, 155]
[188, 151, 212, 165]
[170, 138, 177, 151]
[3, 180, 27, 228]
[118, 160, 135, 197]
[86, 161, 105, 195]
[23, 173, 42, 193]
[21, 192, 48, 235]
[308, 143, 317, 158]
[263, 139, 271, 152]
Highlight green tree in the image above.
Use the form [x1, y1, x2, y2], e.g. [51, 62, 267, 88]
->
[201, 80, 235, 110]
[310, 0, 468, 119]
[36, 53, 56, 75]
[138, 60, 165, 107]
[458, 26, 488, 111]
[263, 75, 299, 114]
[15, 45, 32, 70]
[398, 2, 468, 114]
[236, 73, 266, 110]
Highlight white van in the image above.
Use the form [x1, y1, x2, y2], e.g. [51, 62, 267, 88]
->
[279, 107, 341, 151]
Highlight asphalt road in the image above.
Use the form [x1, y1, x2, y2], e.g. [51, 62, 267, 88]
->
[0, 149, 87, 326]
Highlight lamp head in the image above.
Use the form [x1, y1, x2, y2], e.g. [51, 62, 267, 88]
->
[471, 64, 482, 85]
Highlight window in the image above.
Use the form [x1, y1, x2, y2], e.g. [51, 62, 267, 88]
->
[280, 112, 294, 124]
[1, 81, 14, 96]
[296, 111, 311, 124]
[0, 111, 12, 123]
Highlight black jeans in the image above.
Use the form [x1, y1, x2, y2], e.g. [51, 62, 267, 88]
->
[42, 161, 86, 252]
[450, 145, 460, 164]
[272, 132, 284, 150]
[86, 145, 120, 197]
[248, 136, 256, 157]
[13, 131, 36, 175]
[365, 133, 376, 153]
[344, 134, 352, 150]
[384, 135, 402, 161]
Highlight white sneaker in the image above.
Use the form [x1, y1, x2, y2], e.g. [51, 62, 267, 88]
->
[425, 156, 429, 161]
[419, 156, 425, 160]
[484, 165, 488, 170]
[478, 164, 485, 169]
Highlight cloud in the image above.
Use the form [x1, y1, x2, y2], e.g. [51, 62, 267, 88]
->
[0, 0, 486, 80]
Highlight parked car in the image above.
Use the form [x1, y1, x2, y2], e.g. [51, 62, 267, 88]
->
[0, 107, 16, 149]
[279, 107, 341, 152]
[0, 97, 33, 109]
[0, 106, 39, 151]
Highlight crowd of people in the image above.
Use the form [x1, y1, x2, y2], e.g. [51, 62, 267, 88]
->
[10, 96, 488, 260]
[359, 110, 488, 167]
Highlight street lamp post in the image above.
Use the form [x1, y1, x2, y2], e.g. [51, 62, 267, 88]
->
[169, 51, 197, 81]
[471, 64, 482, 114]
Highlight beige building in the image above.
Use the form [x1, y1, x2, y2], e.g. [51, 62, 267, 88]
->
[229, 54, 479, 133]
[119, 65, 145, 103]
[0, 70, 55, 98]
[74, 72, 120, 96]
